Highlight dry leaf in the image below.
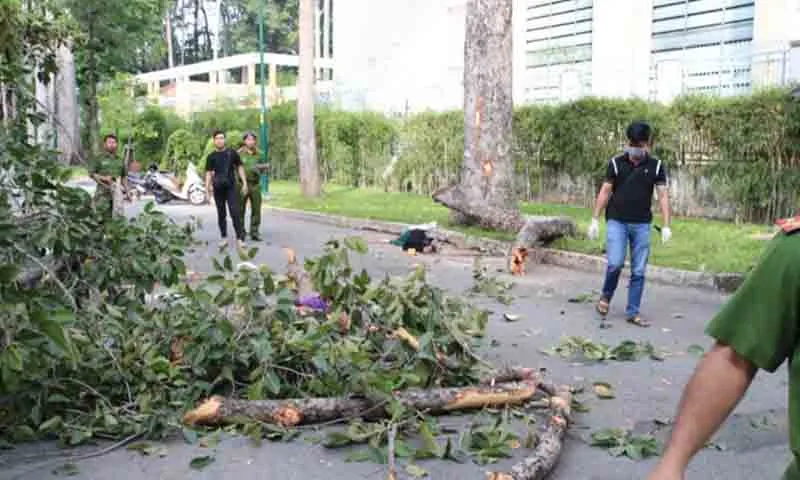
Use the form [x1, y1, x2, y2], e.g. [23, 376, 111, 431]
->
[593, 382, 615, 399]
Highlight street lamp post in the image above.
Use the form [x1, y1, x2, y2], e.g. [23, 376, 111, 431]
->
[257, 5, 270, 197]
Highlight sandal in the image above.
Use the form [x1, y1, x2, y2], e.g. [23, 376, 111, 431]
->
[596, 298, 610, 316]
[626, 315, 651, 328]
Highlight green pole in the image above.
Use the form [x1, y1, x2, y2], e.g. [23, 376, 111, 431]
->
[257, 6, 270, 196]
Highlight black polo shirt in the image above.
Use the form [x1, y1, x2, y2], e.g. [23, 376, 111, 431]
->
[604, 153, 667, 224]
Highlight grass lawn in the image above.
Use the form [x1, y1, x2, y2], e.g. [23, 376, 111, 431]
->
[267, 181, 771, 273]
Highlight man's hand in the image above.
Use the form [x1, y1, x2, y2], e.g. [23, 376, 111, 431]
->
[588, 218, 600, 240]
[241, 184, 249, 196]
[662, 226, 672, 243]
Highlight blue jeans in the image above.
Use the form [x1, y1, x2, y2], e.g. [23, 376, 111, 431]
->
[601, 219, 651, 317]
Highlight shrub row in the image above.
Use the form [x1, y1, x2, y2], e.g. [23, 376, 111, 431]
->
[103, 87, 800, 223]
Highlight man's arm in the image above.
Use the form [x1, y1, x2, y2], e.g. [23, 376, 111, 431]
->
[592, 182, 613, 219]
[658, 185, 671, 226]
[649, 343, 756, 479]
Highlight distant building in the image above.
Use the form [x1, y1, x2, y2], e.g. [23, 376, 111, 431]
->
[332, 0, 800, 113]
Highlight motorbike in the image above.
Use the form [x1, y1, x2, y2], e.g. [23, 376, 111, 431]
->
[148, 162, 207, 205]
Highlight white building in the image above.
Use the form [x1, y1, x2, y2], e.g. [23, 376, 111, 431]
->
[332, 0, 800, 113]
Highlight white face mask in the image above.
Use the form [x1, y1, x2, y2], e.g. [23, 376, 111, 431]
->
[624, 146, 647, 159]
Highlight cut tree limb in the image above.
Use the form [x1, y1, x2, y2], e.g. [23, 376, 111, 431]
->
[488, 385, 572, 480]
[184, 381, 540, 427]
[432, 187, 576, 247]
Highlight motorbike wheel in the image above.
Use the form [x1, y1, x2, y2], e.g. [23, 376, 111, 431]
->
[154, 190, 171, 204]
[188, 187, 206, 206]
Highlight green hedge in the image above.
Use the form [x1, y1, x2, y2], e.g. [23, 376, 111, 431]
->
[102, 86, 800, 223]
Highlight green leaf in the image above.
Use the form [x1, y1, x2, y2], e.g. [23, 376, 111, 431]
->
[405, 464, 429, 478]
[35, 315, 71, 353]
[687, 344, 706, 357]
[223, 256, 233, 272]
[38, 416, 63, 432]
[189, 455, 215, 470]
[264, 370, 282, 395]
[182, 427, 199, 445]
[344, 237, 368, 254]
[52, 463, 80, 476]
[344, 448, 373, 463]
[324, 431, 356, 448]
[0, 264, 20, 282]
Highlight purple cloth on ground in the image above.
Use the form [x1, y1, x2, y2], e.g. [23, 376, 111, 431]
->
[295, 294, 329, 312]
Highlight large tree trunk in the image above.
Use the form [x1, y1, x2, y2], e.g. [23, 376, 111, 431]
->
[297, 0, 321, 197]
[55, 45, 81, 165]
[436, 0, 516, 227]
[184, 381, 540, 427]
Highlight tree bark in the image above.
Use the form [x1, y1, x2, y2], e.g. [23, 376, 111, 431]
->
[297, 0, 321, 197]
[184, 381, 540, 427]
[440, 0, 516, 226]
[488, 385, 572, 480]
[55, 45, 81, 164]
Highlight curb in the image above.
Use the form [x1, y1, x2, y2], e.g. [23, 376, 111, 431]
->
[266, 206, 745, 294]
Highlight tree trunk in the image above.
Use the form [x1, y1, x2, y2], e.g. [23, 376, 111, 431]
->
[55, 45, 81, 164]
[436, 0, 516, 226]
[184, 381, 540, 427]
[165, 13, 175, 69]
[488, 385, 571, 480]
[297, 0, 321, 197]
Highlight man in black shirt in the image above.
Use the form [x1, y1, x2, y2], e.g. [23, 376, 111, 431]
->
[588, 121, 672, 327]
[205, 130, 249, 248]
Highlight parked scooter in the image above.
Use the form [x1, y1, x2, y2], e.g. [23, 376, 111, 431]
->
[148, 163, 207, 205]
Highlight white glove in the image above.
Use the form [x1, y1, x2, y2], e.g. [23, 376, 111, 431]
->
[661, 226, 672, 243]
[588, 218, 600, 241]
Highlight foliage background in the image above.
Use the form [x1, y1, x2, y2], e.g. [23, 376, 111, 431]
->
[104, 86, 800, 224]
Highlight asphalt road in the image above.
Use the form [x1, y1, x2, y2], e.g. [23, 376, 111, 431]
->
[1, 198, 792, 480]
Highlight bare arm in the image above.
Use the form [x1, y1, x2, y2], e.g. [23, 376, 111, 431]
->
[650, 343, 756, 478]
[238, 165, 248, 191]
[205, 171, 212, 194]
[592, 182, 613, 218]
[658, 185, 671, 226]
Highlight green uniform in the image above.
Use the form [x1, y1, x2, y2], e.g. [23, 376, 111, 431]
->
[705, 231, 800, 479]
[88, 151, 123, 219]
[237, 147, 263, 239]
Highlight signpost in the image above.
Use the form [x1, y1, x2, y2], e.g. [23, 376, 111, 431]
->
[257, 6, 270, 196]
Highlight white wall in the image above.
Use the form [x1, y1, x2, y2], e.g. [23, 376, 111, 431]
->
[332, 0, 467, 114]
[591, 0, 653, 99]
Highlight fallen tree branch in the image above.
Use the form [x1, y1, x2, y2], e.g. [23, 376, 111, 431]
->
[184, 381, 540, 427]
[488, 385, 572, 480]
[480, 366, 540, 386]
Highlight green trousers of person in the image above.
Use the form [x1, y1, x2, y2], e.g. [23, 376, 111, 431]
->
[239, 181, 262, 239]
[94, 189, 114, 222]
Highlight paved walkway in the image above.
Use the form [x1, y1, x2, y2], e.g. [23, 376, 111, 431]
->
[1, 202, 791, 480]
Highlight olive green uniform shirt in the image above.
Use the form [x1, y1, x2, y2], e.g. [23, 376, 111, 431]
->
[237, 147, 263, 185]
[88, 151, 123, 194]
[705, 232, 800, 479]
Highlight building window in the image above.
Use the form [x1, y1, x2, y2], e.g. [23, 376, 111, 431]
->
[523, 0, 593, 104]
[651, 0, 755, 98]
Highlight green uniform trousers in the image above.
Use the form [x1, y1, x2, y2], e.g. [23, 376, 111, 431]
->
[239, 181, 262, 238]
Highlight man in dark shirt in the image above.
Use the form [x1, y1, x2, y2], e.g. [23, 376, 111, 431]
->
[205, 130, 249, 248]
[588, 121, 672, 327]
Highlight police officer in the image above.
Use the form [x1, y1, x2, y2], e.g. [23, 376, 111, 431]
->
[237, 132, 269, 242]
[89, 134, 124, 220]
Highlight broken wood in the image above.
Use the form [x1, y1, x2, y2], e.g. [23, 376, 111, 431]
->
[284, 247, 314, 297]
[480, 366, 540, 386]
[184, 381, 540, 427]
[488, 385, 572, 480]
[432, 189, 576, 244]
